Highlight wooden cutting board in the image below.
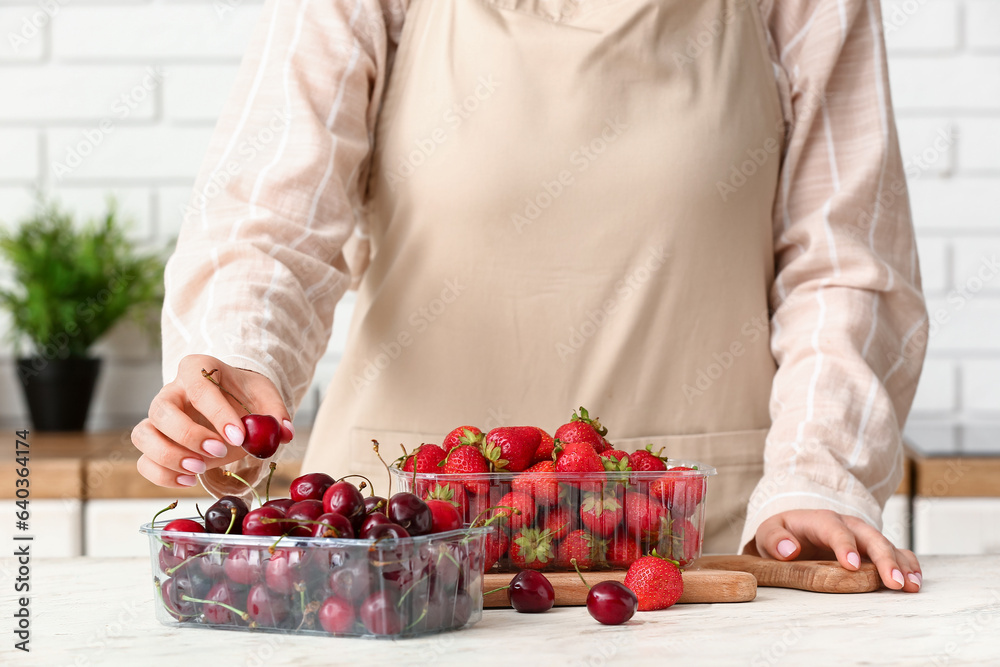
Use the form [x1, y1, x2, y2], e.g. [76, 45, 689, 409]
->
[688, 555, 881, 593]
[483, 569, 757, 607]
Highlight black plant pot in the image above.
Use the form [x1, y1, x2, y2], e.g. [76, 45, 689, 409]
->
[16, 356, 102, 431]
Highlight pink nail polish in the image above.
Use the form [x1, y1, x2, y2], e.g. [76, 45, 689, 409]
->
[283, 419, 295, 439]
[181, 458, 207, 474]
[777, 539, 796, 558]
[177, 475, 197, 487]
[892, 569, 905, 587]
[907, 573, 921, 588]
[224, 424, 244, 447]
[202, 439, 227, 458]
[847, 552, 861, 569]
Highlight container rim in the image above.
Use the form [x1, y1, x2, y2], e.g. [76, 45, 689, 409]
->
[390, 458, 716, 478]
[140, 521, 492, 547]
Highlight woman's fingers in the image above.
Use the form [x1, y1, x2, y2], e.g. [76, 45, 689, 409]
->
[147, 389, 232, 458]
[177, 357, 249, 448]
[754, 515, 801, 560]
[844, 516, 918, 592]
[757, 511, 862, 572]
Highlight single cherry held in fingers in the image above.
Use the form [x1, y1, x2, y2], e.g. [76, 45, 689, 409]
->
[505, 570, 555, 613]
[571, 558, 637, 625]
[201, 368, 283, 459]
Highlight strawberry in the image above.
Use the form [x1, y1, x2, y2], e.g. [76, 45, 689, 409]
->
[483, 426, 541, 472]
[624, 553, 683, 611]
[579, 491, 624, 537]
[624, 491, 666, 542]
[442, 426, 484, 453]
[494, 491, 536, 531]
[511, 460, 560, 506]
[554, 406, 610, 454]
[601, 449, 631, 472]
[479, 522, 510, 572]
[419, 481, 468, 516]
[628, 444, 668, 472]
[509, 528, 556, 570]
[553, 441, 604, 474]
[398, 443, 447, 473]
[555, 529, 606, 569]
[541, 507, 575, 540]
[606, 535, 642, 569]
[663, 518, 700, 566]
[531, 427, 556, 464]
[650, 467, 705, 519]
[441, 444, 490, 495]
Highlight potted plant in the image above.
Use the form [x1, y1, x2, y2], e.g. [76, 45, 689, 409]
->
[0, 198, 165, 431]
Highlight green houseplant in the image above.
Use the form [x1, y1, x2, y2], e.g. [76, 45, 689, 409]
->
[0, 198, 165, 431]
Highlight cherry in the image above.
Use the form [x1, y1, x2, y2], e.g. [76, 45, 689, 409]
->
[366, 522, 410, 540]
[359, 512, 392, 538]
[285, 499, 325, 536]
[386, 493, 433, 536]
[290, 472, 336, 502]
[198, 548, 228, 579]
[223, 546, 267, 586]
[448, 590, 474, 628]
[425, 499, 462, 534]
[204, 496, 249, 534]
[364, 495, 388, 515]
[263, 498, 295, 513]
[507, 570, 554, 613]
[319, 596, 356, 634]
[322, 481, 365, 524]
[265, 548, 307, 594]
[247, 583, 289, 627]
[162, 572, 210, 619]
[360, 589, 404, 635]
[200, 582, 247, 625]
[241, 414, 282, 459]
[163, 518, 205, 535]
[328, 562, 372, 602]
[159, 519, 206, 569]
[242, 506, 286, 536]
[586, 581, 638, 625]
[309, 512, 355, 539]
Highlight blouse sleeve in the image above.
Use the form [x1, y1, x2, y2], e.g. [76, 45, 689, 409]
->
[160, 0, 409, 496]
[740, 0, 930, 551]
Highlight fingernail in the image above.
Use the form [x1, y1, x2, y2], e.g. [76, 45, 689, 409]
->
[176, 474, 197, 487]
[777, 539, 796, 558]
[181, 458, 207, 474]
[908, 572, 921, 588]
[202, 439, 227, 458]
[892, 569, 905, 587]
[283, 419, 295, 439]
[847, 552, 861, 569]
[224, 424, 244, 447]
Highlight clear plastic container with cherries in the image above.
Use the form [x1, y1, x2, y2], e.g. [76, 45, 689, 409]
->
[142, 520, 490, 639]
[391, 461, 715, 572]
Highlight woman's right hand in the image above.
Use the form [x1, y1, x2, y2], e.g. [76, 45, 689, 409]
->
[132, 354, 294, 488]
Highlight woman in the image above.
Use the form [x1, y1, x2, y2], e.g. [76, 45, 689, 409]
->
[132, 0, 928, 592]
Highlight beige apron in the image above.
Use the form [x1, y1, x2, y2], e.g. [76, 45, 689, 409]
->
[303, 0, 783, 553]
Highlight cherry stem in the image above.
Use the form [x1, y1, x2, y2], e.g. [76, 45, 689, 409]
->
[153, 579, 197, 620]
[336, 474, 374, 496]
[222, 470, 263, 507]
[483, 585, 510, 596]
[165, 549, 213, 576]
[225, 506, 238, 535]
[570, 558, 592, 590]
[181, 595, 250, 622]
[367, 498, 386, 514]
[372, 440, 392, 497]
[470, 505, 517, 529]
[152, 500, 178, 526]
[201, 368, 252, 415]
[260, 517, 344, 538]
[264, 462, 277, 503]
[195, 503, 204, 520]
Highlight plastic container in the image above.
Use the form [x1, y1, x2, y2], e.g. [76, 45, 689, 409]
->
[142, 520, 490, 638]
[392, 461, 715, 571]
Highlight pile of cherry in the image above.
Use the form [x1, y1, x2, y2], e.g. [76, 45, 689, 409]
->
[395, 407, 707, 572]
[152, 471, 483, 636]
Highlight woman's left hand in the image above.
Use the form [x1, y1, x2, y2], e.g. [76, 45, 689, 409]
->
[747, 509, 922, 592]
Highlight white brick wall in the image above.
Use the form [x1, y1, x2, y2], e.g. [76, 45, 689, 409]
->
[0, 0, 997, 456]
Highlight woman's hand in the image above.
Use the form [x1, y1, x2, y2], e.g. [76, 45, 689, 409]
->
[131, 354, 293, 488]
[747, 509, 922, 592]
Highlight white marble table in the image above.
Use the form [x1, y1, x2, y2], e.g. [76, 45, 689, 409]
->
[1, 556, 998, 666]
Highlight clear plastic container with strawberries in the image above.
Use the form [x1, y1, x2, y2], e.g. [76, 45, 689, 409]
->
[389, 408, 717, 572]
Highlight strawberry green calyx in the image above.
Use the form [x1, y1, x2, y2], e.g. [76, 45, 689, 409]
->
[513, 528, 555, 566]
[425, 483, 460, 508]
[648, 548, 682, 569]
[580, 492, 622, 518]
[551, 439, 564, 462]
[459, 428, 485, 448]
[601, 454, 632, 472]
[481, 441, 510, 472]
[643, 443, 669, 462]
[571, 406, 608, 437]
